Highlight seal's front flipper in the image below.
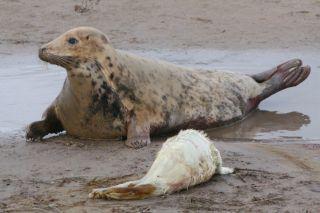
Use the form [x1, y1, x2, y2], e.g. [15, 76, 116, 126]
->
[26, 106, 64, 141]
[125, 113, 151, 149]
[125, 136, 151, 149]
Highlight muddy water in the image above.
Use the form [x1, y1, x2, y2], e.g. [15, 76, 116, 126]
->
[0, 49, 319, 140]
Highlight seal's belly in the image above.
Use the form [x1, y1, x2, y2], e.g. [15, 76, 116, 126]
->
[55, 83, 126, 139]
[59, 108, 126, 139]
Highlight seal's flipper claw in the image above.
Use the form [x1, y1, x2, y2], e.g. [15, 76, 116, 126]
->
[89, 188, 108, 199]
[278, 58, 302, 72]
[278, 64, 310, 89]
[25, 121, 46, 142]
[125, 112, 151, 149]
[291, 66, 310, 87]
[125, 136, 151, 149]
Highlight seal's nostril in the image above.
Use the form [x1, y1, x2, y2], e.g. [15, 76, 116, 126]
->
[39, 47, 47, 54]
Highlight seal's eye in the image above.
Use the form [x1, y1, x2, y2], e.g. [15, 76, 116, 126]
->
[68, 37, 78, 45]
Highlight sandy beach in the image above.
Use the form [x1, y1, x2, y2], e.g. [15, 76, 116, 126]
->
[0, 0, 319, 212]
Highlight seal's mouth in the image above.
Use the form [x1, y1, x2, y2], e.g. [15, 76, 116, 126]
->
[39, 47, 76, 68]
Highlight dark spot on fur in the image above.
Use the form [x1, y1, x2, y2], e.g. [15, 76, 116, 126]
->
[114, 77, 120, 83]
[117, 83, 140, 103]
[88, 81, 124, 121]
[98, 75, 103, 79]
[110, 101, 122, 117]
[110, 73, 114, 80]
[90, 60, 103, 73]
[74, 60, 80, 69]
[92, 94, 99, 103]
[162, 95, 167, 101]
[109, 63, 113, 68]
[216, 104, 228, 122]
[77, 73, 85, 78]
[101, 82, 110, 91]
[233, 93, 246, 114]
[91, 81, 97, 86]
[181, 84, 187, 90]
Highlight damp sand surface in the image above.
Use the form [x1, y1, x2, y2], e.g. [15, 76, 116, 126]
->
[0, 47, 319, 212]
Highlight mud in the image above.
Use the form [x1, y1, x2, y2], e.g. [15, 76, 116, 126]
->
[0, 133, 319, 212]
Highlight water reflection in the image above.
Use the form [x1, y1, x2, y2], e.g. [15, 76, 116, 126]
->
[206, 110, 310, 140]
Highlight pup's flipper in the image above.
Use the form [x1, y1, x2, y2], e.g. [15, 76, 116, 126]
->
[89, 181, 156, 200]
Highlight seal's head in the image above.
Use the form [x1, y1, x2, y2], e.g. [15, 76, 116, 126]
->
[39, 27, 110, 70]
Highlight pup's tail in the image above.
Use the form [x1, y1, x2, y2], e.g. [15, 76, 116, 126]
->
[89, 180, 158, 200]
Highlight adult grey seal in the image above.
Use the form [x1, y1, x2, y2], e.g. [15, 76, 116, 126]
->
[26, 27, 311, 148]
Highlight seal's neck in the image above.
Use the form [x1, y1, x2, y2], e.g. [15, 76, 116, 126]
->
[64, 54, 125, 124]
[64, 46, 127, 107]
[66, 59, 106, 101]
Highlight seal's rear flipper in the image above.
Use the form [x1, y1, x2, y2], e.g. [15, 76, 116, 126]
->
[89, 182, 157, 200]
[251, 59, 303, 83]
[247, 59, 310, 112]
[218, 167, 234, 175]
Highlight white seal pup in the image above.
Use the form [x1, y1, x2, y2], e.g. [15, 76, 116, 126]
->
[26, 27, 311, 148]
[89, 129, 234, 200]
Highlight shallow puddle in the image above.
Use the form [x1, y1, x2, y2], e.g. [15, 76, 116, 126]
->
[0, 48, 319, 140]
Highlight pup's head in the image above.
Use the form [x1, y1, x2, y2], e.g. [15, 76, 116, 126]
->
[39, 27, 110, 70]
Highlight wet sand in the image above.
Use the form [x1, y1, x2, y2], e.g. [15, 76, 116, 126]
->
[1, 0, 320, 50]
[1, 0, 320, 212]
[1, 134, 319, 212]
